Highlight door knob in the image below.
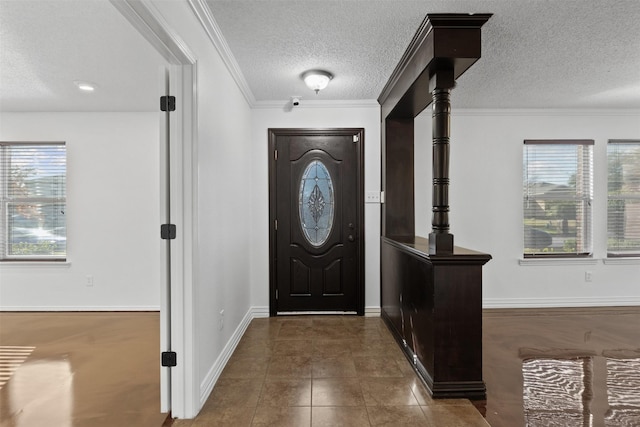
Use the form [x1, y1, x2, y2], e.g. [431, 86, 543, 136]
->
[348, 235, 355, 242]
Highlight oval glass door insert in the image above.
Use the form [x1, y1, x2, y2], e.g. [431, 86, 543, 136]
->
[299, 160, 334, 247]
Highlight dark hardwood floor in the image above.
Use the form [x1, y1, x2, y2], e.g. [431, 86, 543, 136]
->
[482, 307, 640, 427]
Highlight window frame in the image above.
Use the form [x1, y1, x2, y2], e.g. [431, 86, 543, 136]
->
[607, 139, 640, 258]
[523, 139, 594, 259]
[0, 141, 67, 262]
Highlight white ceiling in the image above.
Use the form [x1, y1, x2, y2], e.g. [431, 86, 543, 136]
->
[0, 0, 168, 112]
[1, 0, 640, 112]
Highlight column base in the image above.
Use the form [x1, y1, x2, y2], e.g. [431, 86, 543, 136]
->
[429, 232, 454, 254]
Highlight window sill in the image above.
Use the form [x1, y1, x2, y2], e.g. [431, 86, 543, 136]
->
[519, 258, 598, 266]
[603, 258, 640, 265]
[0, 261, 71, 268]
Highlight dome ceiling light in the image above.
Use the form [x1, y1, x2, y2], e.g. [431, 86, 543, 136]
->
[302, 70, 332, 94]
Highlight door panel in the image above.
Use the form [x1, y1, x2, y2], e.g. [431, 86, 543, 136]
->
[270, 129, 364, 314]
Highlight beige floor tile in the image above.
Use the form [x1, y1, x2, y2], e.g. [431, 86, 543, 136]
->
[311, 406, 370, 427]
[273, 339, 313, 357]
[267, 355, 312, 378]
[258, 378, 312, 406]
[277, 323, 314, 340]
[312, 339, 352, 359]
[353, 356, 404, 377]
[313, 325, 356, 340]
[312, 356, 358, 378]
[343, 326, 383, 340]
[360, 377, 420, 406]
[350, 340, 402, 358]
[201, 378, 263, 409]
[367, 405, 429, 426]
[220, 356, 270, 379]
[190, 406, 255, 427]
[233, 338, 275, 357]
[167, 418, 193, 427]
[251, 406, 311, 427]
[312, 378, 365, 406]
[312, 317, 346, 327]
[242, 319, 282, 340]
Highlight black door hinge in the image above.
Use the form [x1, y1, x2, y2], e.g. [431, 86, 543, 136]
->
[161, 351, 177, 367]
[160, 96, 176, 112]
[161, 224, 177, 240]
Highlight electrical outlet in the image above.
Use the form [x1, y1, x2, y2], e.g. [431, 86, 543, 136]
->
[585, 271, 593, 282]
[218, 310, 224, 330]
[86, 275, 94, 287]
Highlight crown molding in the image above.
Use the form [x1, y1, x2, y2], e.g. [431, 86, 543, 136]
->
[252, 99, 380, 110]
[452, 108, 640, 117]
[187, 0, 256, 106]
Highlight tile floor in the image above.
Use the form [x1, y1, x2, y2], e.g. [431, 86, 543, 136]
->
[169, 316, 488, 427]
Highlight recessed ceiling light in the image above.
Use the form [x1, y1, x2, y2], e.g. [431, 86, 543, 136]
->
[74, 81, 97, 92]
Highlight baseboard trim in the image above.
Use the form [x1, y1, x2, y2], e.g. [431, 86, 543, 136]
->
[483, 297, 640, 309]
[198, 306, 267, 409]
[364, 306, 381, 317]
[0, 306, 160, 312]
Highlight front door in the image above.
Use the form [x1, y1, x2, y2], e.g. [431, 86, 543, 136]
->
[269, 128, 364, 315]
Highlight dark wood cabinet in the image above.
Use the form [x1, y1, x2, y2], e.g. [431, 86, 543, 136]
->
[381, 237, 490, 398]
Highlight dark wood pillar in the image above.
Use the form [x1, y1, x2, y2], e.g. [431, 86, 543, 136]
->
[429, 70, 455, 254]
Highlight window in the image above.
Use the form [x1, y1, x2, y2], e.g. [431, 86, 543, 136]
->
[523, 140, 593, 257]
[299, 160, 334, 247]
[607, 140, 640, 257]
[0, 142, 66, 260]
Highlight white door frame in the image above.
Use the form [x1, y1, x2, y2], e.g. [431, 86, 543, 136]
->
[110, 0, 198, 418]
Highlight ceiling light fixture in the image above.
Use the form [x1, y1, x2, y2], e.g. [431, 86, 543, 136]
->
[302, 70, 332, 94]
[74, 80, 97, 92]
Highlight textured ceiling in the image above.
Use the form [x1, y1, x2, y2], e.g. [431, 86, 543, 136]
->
[206, 0, 640, 108]
[0, 0, 168, 112]
[1, 0, 639, 112]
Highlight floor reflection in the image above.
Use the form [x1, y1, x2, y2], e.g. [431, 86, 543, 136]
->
[0, 312, 167, 427]
[483, 308, 640, 427]
[0, 346, 35, 390]
[7, 359, 73, 427]
[605, 355, 640, 427]
[522, 357, 592, 426]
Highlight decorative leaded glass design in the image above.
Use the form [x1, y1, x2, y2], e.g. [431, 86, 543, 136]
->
[299, 160, 334, 247]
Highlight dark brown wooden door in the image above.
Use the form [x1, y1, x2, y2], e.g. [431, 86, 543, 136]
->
[269, 129, 364, 315]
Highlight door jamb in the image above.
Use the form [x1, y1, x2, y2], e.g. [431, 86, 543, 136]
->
[110, 0, 198, 418]
[268, 128, 365, 316]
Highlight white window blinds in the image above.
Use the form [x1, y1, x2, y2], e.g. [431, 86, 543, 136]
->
[523, 140, 593, 257]
[0, 142, 66, 260]
[607, 140, 640, 257]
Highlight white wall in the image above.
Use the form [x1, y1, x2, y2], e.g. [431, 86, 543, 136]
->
[416, 109, 640, 307]
[250, 102, 382, 312]
[0, 112, 160, 310]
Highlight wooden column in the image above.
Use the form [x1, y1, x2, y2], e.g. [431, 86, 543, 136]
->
[429, 70, 455, 254]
